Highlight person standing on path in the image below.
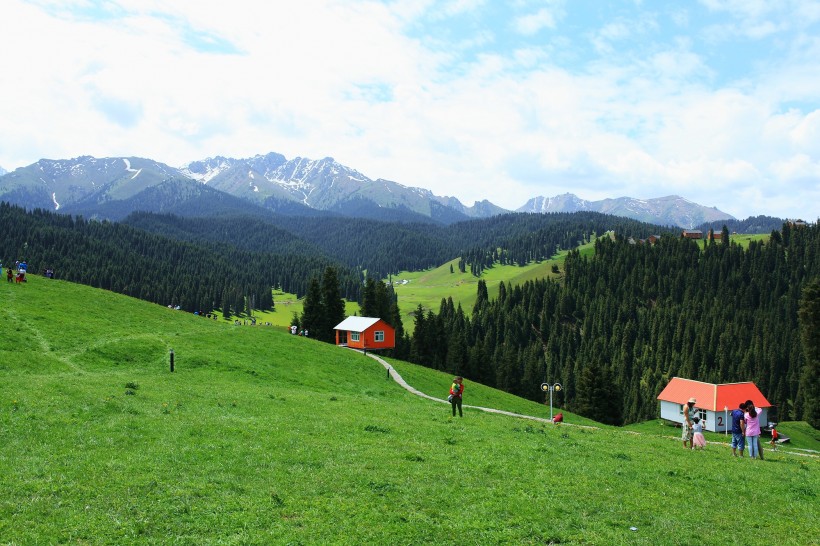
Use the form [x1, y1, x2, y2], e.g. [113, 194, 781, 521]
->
[682, 397, 697, 449]
[744, 402, 762, 459]
[449, 376, 464, 417]
[731, 403, 746, 457]
[744, 399, 765, 460]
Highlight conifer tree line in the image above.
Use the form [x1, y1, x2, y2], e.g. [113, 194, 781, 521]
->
[124, 209, 666, 280]
[408, 223, 820, 426]
[0, 203, 362, 315]
[295, 273, 411, 355]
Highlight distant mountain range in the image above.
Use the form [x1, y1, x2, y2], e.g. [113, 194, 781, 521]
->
[0, 153, 736, 228]
[517, 193, 734, 230]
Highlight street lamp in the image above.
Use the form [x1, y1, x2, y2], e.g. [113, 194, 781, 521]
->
[724, 406, 728, 436]
[541, 382, 562, 421]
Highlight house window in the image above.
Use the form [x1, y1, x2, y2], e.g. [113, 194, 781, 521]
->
[374, 331, 384, 342]
[679, 406, 707, 422]
[351, 332, 360, 342]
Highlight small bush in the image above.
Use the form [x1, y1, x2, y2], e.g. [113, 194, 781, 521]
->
[364, 424, 389, 433]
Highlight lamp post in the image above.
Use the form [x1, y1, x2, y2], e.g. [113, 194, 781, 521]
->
[724, 406, 728, 436]
[541, 382, 562, 421]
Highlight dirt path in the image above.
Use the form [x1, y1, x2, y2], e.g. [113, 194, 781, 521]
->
[363, 350, 597, 429]
[362, 351, 818, 458]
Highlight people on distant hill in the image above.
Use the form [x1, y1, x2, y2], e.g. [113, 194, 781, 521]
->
[731, 403, 746, 457]
[6, 267, 13, 283]
[449, 376, 464, 417]
[682, 397, 696, 449]
[290, 325, 297, 335]
[744, 401, 762, 460]
[691, 416, 706, 450]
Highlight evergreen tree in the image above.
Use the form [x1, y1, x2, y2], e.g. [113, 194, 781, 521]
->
[301, 277, 323, 336]
[798, 277, 820, 428]
[320, 266, 346, 343]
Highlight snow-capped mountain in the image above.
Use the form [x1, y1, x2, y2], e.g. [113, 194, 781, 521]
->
[0, 153, 735, 227]
[518, 193, 593, 214]
[179, 153, 501, 220]
[518, 193, 734, 228]
[0, 156, 180, 212]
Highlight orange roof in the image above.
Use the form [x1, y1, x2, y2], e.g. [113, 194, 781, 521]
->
[656, 377, 771, 412]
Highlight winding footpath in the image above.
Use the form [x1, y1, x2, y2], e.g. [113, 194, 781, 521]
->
[360, 350, 818, 458]
[363, 350, 598, 429]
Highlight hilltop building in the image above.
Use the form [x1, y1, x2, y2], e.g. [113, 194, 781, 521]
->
[334, 316, 395, 352]
[657, 377, 772, 432]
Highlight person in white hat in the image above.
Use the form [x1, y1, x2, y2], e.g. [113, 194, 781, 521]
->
[682, 397, 697, 449]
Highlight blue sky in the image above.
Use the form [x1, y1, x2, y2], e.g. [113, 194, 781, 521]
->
[1, 0, 818, 220]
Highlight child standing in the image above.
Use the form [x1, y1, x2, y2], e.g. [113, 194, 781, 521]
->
[691, 416, 706, 449]
[770, 426, 779, 450]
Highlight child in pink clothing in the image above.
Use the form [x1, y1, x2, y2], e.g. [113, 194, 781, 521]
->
[691, 417, 706, 449]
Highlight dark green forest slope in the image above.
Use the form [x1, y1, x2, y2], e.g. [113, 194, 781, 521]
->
[124, 210, 669, 279]
[409, 223, 820, 426]
[0, 203, 361, 315]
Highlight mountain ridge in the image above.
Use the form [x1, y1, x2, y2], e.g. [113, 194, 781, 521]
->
[518, 192, 735, 229]
[2, 153, 736, 227]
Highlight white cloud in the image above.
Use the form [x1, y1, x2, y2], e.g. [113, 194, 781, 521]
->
[514, 7, 559, 35]
[0, 0, 818, 221]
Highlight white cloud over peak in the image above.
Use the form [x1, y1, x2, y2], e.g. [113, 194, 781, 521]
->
[0, 0, 818, 221]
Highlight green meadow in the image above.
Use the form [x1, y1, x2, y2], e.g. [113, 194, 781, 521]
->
[2, 275, 817, 544]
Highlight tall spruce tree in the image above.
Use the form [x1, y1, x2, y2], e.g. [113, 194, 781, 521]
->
[301, 277, 323, 336]
[320, 266, 346, 343]
[798, 277, 820, 428]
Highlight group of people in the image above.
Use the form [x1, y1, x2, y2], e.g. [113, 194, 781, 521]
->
[682, 397, 772, 458]
[5, 263, 27, 283]
[682, 398, 708, 450]
[290, 325, 308, 336]
[730, 400, 773, 459]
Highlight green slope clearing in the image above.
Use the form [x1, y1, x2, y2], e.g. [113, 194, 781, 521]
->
[1, 275, 817, 544]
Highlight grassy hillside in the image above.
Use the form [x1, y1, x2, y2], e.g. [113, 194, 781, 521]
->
[1, 275, 818, 544]
[388, 250, 575, 327]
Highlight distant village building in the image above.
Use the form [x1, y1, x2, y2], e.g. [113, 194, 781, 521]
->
[657, 377, 772, 433]
[681, 230, 703, 239]
[334, 316, 395, 351]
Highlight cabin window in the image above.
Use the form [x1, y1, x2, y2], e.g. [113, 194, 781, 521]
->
[351, 332, 360, 342]
[679, 406, 707, 422]
[374, 331, 384, 342]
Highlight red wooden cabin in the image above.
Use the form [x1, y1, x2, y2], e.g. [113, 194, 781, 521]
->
[334, 317, 395, 351]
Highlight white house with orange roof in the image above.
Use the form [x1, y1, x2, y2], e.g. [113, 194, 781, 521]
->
[657, 377, 772, 432]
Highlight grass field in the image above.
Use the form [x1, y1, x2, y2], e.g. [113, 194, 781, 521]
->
[1, 274, 818, 544]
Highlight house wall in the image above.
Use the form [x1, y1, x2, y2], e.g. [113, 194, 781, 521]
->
[660, 401, 683, 423]
[661, 402, 769, 432]
[337, 321, 396, 350]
